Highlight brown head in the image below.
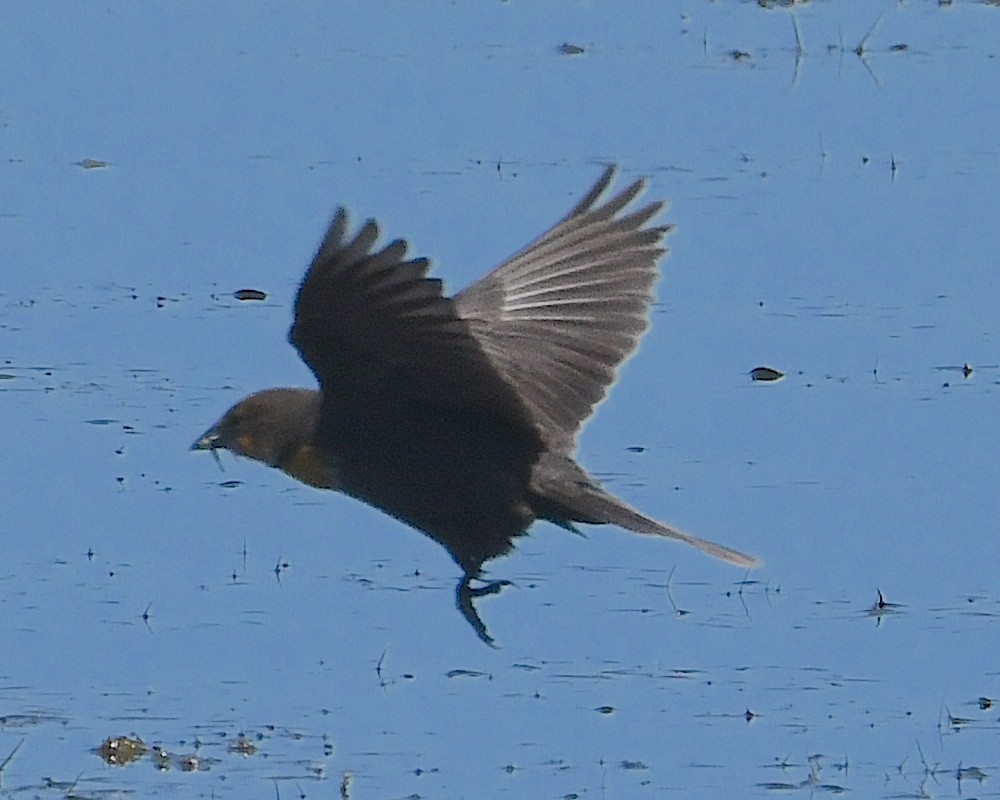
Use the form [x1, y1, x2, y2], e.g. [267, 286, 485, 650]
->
[192, 388, 336, 489]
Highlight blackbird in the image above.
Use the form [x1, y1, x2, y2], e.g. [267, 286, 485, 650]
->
[193, 166, 757, 645]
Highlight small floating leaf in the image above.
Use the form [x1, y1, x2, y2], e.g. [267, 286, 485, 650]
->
[234, 288, 267, 301]
[749, 366, 784, 382]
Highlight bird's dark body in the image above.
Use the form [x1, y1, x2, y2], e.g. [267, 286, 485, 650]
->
[324, 397, 540, 574]
[194, 166, 757, 645]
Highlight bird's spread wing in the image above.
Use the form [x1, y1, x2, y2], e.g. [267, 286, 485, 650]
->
[454, 166, 672, 452]
[289, 210, 536, 430]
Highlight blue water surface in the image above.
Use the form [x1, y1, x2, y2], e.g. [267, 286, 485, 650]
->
[2, 2, 999, 798]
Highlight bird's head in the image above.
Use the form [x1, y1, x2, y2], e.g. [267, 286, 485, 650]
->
[192, 388, 322, 471]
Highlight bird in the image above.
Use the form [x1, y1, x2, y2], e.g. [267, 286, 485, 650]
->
[193, 165, 758, 645]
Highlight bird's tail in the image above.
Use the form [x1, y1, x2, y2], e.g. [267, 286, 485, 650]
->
[584, 489, 760, 568]
[533, 460, 759, 568]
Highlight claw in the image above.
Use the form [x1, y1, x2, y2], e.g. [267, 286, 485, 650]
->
[455, 575, 513, 647]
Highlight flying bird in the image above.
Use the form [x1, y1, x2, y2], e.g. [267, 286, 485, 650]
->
[193, 166, 758, 645]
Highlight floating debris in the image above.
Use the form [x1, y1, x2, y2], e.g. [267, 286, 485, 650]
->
[152, 745, 171, 771]
[227, 733, 258, 756]
[446, 669, 489, 679]
[956, 764, 987, 782]
[179, 753, 204, 772]
[934, 362, 977, 379]
[946, 707, 974, 728]
[0, 739, 24, 782]
[98, 735, 147, 766]
[234, 288, 267, 301]
[1, 711, 66, 729]
[749, 366, 785, 382]
[868, 588, 904, 619]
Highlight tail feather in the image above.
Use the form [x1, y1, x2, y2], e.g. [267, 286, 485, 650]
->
[532, 460, 760, 568]
[594, 495, 760, 568]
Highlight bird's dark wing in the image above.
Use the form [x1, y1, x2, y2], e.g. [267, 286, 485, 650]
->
[289, 210, 537, 430]
[454, 166, 672, 453]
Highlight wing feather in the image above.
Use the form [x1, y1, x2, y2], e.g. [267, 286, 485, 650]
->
[454, 166, 672, 451]
[289, 210, 538, 439]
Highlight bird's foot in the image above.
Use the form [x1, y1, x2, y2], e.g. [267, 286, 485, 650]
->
[456, 575, 513, 647]
[467, 578, 512, 598]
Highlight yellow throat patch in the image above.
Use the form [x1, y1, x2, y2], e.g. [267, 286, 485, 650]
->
[281, 444, 336, 490]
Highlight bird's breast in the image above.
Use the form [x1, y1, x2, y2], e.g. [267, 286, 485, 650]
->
[281, 443, 339, 490]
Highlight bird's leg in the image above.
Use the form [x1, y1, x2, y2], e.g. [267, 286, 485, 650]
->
[455, 573, 513, 648]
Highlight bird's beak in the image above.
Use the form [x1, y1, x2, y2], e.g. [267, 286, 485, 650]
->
[191, 430, 221, 451]
[191, 428, 225, 469]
